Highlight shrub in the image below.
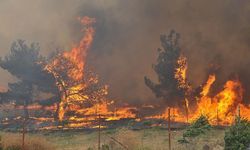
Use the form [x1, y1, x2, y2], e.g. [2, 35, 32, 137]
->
[101, 144, 110, 150]
[178, 115, 211, 143]
[224, 117, 250, 150]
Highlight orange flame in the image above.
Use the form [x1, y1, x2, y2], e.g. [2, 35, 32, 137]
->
[40, 17, 250, 129]
[148, 74, 250, 125]
[175, 55, 190, 91]
[63, 16, 96, 81]
[44, 17, 137, 126]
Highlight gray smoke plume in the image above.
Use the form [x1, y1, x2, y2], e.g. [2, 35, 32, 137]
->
[1, 0, 250, 107]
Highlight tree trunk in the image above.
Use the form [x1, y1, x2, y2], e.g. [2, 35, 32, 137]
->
[54, 101, 60, 121]
[54, 90, 61, 121]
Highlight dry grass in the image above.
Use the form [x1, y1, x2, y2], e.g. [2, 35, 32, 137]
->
[0, 128, 225, 150]
[107, 128, 141, 150]
[64, 128, 224, 150]
[1, 132, 55, 150]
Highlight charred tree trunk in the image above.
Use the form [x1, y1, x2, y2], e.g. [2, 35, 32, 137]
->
[54, 102, 60, 121]
[54, 90, 61, 121]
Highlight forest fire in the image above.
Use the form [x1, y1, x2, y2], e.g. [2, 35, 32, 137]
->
[148, 75, 250, 125]
[143, 30, 250, 126]
[1, 16, 250, 131]
[42, 16, 137, 129]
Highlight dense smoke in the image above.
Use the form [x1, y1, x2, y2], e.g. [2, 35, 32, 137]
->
[1, 0, 250, 106]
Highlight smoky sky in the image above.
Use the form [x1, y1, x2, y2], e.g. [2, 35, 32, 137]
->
[1, 0, 250, 105]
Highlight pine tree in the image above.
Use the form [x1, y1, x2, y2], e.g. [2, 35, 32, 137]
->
[144, 31, 190, 106]
[0, 40, 57, 119]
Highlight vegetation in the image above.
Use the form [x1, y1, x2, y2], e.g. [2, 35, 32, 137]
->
[0, 127, 226, 150]
[144, 30, 190, 106]
[224, 117, 250, 150]
[0, 40, 57, 119]
[178, 115, 211, 143]
[35, 127, 223, 150]
[0, 133, 54, 150]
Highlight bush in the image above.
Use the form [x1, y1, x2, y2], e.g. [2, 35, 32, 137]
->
[224, 117, 250, 150]
[178, 115, 211, 143]
[101, 144, 110, 150]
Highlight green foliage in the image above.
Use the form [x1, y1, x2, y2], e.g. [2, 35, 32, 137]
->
[177, 137, 189, 144]
[101, 144, 110, 150]
[105, 129, 117, 135]
[151, 126, 162, 132]
[0, 40, 57, 116]
[178, 115, 211, 143]
[224, 117, 250, 150]
[142, 121, 153, 127]
[183, 115, 211, 137]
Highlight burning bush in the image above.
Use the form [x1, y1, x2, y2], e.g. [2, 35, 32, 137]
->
[224, 117, 250, 150]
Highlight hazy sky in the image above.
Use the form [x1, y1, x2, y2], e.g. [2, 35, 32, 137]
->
[1, 0, 250, 105]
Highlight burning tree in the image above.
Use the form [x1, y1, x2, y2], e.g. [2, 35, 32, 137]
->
[43, 16, 112, 127]
[42, 17, 137, 128]
[0, 16, 136, 130]
[45, 51, 108, 122]
[144, 30, 191, 107]
[145, 31, 250, 125]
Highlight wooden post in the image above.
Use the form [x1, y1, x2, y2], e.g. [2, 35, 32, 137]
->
[185, 106, 189, 123]
[98, 113, 101, 150]
[184, 99, 189, 123]
[168, 107, 171, 150]
[238, 105, 241, 118]
[216, 106, 219, 126]
[22, 118, 26, 150]
[172, 109, 175, 122]
[95, 102, 101, 150]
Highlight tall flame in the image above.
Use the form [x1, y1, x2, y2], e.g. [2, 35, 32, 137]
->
[193, 76, 244, 125]
[44, 17, 137, 125]
[63, 16, 96, 81]
[175, 55, 190, 91]
[40, 17, 250, 129]
[44, 16, 96, 121]
[148, 74, 250, 125]
[58, 17, 96, 121]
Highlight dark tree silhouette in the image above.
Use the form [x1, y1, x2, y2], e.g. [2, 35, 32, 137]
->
[0, 40, 57, 119]
[144, 31, 190, 106]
